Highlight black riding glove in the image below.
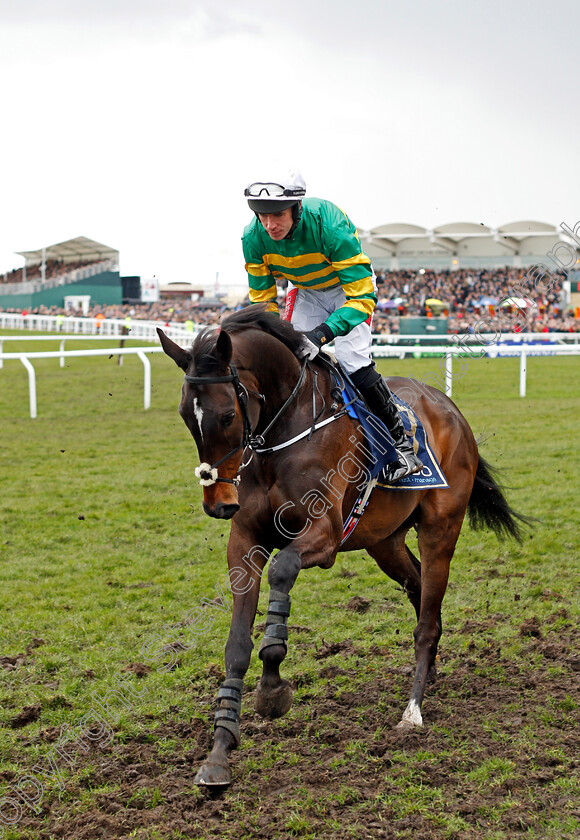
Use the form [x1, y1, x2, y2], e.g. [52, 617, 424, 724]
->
[299, 323, 335, 360]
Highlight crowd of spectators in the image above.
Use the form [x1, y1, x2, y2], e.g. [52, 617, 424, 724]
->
[372, 266, 577, 333]
[1, 266, 578, 333]
[0, 300, 226, 329]
[1, 259, 99, 285]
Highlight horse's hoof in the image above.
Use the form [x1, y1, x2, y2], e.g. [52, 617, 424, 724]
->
[193, 757, 232, 787]
[396, 699, 423, 730]
[255, 678, 293, 719]
[395, 719, 420, 732]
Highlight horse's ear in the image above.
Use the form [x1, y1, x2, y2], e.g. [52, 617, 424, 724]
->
[157, 328, 192, 372]
[216, 329, 232, 365]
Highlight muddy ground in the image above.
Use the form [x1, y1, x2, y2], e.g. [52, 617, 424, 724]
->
[8, 611, 580, 840]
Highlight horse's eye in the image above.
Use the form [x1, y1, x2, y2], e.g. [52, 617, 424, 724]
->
[220, 411, 236, 428]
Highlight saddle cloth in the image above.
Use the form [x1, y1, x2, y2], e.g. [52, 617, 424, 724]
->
[340, 379, 448, 491]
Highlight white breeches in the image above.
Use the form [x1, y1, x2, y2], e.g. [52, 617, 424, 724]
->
[286, 285, 373, 374]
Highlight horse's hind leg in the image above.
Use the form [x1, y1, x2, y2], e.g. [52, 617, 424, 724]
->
[368, 532, 439, 682]
[366, 528, 422, 621]
[399, 501, 465, 729]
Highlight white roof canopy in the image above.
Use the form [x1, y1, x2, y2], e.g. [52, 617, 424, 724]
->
[16, 236, 119, 266]
[357, 220, 576, 263]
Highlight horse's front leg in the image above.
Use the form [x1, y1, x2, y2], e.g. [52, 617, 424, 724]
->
[194, 528, 267, 787]
[256, 513, 342, 719]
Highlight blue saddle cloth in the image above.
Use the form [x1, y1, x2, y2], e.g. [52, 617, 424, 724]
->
[341, 380, 448, 490]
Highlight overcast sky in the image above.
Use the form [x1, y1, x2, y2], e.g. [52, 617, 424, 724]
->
[1, 0, 579, 288]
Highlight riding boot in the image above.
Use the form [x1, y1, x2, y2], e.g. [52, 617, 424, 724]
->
[353, 368, 423, 482]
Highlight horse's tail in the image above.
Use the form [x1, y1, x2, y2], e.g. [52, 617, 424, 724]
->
[467, 455, 532, 543]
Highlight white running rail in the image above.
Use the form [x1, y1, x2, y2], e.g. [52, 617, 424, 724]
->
[1, 324, 579, 417]
[370, 343, 580, 400]
[0, 346, 164, 418]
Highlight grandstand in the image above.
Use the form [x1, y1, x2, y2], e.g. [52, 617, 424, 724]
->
[358, 220, 580, 271]
[0, 236, 125, 309]
[1, 229, 578, 334]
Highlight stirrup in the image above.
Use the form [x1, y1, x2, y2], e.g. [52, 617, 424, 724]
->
[383, 450, 423, 483]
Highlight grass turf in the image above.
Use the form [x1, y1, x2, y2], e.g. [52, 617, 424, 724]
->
[0, 339, 578, 839]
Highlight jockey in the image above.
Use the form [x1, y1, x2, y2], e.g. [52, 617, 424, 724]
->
[242, 167, 423, 483]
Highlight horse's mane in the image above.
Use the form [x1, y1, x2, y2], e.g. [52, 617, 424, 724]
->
[191, 304, 304, 375]
[221, 304, 305, 354]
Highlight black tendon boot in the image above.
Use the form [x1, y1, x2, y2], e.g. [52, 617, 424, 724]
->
[352, 365, 423, 482]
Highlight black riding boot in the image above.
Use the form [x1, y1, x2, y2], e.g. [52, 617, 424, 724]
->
[351, 366, 423, 483]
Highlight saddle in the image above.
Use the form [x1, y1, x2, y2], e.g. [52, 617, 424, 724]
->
[316, 351, 447, 489]
[314, 353, 448, 546]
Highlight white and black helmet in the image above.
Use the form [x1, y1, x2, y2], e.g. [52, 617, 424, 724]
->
[244, 167, 306, 214]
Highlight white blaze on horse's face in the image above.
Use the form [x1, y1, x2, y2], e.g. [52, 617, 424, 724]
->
[192, 397, 205, 442]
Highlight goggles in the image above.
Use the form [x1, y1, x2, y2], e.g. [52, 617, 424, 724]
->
[244, 182, 306, 199]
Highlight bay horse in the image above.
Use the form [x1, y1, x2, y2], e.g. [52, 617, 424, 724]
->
[158, 305, 526, 787]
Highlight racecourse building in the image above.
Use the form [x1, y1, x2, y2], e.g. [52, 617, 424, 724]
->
[357, 220, 580, 272]
[0, 237, 135, 310]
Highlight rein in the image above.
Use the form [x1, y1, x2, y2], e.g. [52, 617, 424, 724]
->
[247, 357, 308, 449]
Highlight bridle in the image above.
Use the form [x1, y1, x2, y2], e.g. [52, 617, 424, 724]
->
[184, 358, 308, 487]
[184, 359, 310, 487]
[184, 363, 260, 487]
[185, 355, 348, 488]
